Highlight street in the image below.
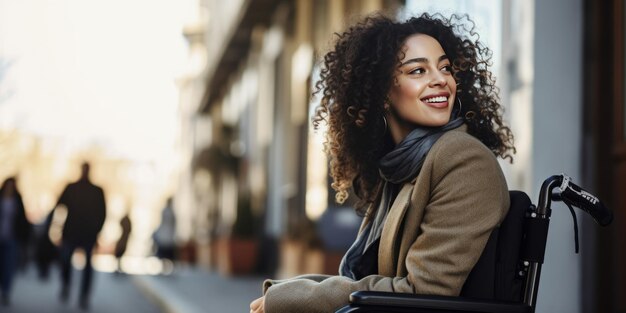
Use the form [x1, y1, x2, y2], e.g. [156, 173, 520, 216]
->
[1, 261, 266, 313]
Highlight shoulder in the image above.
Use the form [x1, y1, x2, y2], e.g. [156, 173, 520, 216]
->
[425, 125, 499, 175]
[64, 182, 78, 191]
[85, 181, 104, 192]
[421, 125, 507, 193]
[416, 125, 510, 219]
[431, 126, 494, 159]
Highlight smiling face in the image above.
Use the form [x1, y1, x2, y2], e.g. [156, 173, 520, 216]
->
[386, 34, 456, 142]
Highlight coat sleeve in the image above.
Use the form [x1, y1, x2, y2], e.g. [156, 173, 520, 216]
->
[263, 134, 509, 313]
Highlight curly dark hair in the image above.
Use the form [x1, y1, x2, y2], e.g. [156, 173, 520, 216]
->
[313, 13, 515, 215]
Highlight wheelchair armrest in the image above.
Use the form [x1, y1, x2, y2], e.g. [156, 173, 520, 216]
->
[335, 291, 531, 313]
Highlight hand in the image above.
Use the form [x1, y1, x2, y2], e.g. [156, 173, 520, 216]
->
[250, 296, 265, 313]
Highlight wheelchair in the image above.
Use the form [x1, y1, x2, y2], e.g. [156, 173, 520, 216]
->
[336, 174, 613, 313]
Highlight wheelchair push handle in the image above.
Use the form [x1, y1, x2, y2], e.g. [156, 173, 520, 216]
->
[558, 175, 613, 226]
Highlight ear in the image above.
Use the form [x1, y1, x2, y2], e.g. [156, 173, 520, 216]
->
[384, 93, 394, 111]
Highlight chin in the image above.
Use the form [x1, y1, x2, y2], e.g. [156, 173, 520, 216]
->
[429, 117, 452, 127]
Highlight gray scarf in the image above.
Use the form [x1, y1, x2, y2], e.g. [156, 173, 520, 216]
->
[379, 116, 464, 184]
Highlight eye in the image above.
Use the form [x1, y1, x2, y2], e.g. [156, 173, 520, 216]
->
[440, 65, 452, 73]
[407, 67, 425, 75]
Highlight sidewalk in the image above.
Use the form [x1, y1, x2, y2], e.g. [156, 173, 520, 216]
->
[2, 265, 161, 313]
[132, 266, 265, 313]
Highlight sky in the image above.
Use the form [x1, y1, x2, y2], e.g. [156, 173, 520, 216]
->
[0, 0, 189, 162]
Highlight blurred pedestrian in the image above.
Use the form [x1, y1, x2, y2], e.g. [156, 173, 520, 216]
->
[153, 197, 176, 262]
[34, 210, 58, 280]
[114, 213, 132, 273]
[54, 162, 106, 310]
[0, 177, 31, 306]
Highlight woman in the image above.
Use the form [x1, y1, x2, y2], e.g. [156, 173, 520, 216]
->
[251, 12, 515, 313]
[0, 177, 31, 306]
[114, 213, 132, 273]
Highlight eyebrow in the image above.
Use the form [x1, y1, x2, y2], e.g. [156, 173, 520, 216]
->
[400, 55, 449, 67]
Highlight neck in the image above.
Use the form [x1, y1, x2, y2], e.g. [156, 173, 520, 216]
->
[386, 116, 414, 145]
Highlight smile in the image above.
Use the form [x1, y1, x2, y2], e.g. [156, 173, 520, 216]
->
[422, 96, 448, 103]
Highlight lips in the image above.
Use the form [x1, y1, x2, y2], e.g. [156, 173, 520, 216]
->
[420, 93, 450, 109]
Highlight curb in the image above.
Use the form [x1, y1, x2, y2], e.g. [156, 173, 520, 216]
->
[132, 275, 202, 313]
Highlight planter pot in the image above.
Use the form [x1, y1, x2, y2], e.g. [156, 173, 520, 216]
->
[277, 239, 346, 277]
[304, 248, 344, 275]
[216, 237, 259, 275]
[277, 239, 306, 278]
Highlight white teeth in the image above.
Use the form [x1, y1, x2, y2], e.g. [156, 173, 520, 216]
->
[423, 96, 447, 103]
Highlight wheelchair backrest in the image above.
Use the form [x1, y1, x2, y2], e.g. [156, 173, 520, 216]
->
[460, 191, 532, 302]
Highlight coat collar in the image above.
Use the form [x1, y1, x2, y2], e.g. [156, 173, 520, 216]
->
[407, 123, 467, 185]
[378, 182, 414, 276]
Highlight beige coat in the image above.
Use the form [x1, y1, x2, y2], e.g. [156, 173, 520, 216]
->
[262, 126, 510, 313]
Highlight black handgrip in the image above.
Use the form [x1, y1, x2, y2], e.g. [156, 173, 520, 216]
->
[560, 179, 613, 226]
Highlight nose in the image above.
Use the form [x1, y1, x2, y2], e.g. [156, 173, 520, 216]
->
[428, 71, 448, 87]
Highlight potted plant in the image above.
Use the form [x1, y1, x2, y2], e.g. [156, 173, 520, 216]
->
[216, 193, 259, 275]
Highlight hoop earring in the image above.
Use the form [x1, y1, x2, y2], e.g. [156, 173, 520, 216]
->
[383, 97, 391, 135]
[456, 96, 463, 113]
[382, 115, 388, 135]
